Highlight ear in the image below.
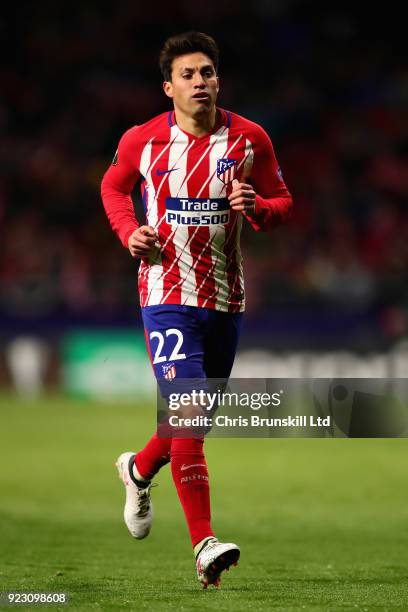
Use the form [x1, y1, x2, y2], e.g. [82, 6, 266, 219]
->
[163, 81, 173, 99]
[216, 75, 220, 94]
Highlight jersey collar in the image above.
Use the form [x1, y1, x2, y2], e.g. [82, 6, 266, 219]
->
[167, 108, 231, 139]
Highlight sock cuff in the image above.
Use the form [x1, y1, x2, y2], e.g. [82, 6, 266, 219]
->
[128, 454, 150, 488]
[194, 536, 217, 558]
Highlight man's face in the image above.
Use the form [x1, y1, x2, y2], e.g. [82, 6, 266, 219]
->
[163, 52, 219, 117]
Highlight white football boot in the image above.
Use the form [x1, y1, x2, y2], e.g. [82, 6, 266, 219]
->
[115, 452, 154, 539]
[196, 537, 240, 588]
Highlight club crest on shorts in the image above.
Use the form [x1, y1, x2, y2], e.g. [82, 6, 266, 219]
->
[217, 158, 237, 185]
[162, 363, 176, 381]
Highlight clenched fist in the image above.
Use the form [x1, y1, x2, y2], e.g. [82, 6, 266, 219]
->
[228, 179, 256, 212]
[128, 226, 159, 258]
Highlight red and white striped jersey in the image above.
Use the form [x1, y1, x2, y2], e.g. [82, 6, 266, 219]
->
[101, 108, 292, 312]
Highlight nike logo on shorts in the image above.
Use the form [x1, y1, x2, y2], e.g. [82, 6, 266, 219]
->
[180, 463, 206, 471]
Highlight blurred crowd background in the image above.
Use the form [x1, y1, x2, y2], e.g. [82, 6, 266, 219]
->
[2, 0, 408, 375]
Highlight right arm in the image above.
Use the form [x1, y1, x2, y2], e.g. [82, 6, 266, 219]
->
[242, 125, 293, 232]
[101, 127, 157, 256]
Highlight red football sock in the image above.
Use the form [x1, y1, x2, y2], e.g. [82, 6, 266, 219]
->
[134, 431, 171, 481]
[170, 437, 215, 547]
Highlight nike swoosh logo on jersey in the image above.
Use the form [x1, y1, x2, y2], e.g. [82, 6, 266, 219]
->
[180, 463, 207, 471]
[156, 167, 179, 176]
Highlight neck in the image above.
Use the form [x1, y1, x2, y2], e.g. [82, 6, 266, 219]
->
[174, 106, 218, 137]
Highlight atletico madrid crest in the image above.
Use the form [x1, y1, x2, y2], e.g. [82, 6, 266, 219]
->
[162, 363, 176, 381]
[217, 158, 237, 185]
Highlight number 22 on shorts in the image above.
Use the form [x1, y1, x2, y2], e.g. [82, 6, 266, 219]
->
[149, 328, 186, 364]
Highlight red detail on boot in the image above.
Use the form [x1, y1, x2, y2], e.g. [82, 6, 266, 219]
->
[134, 432, 171, 480]
[170, 437, 215, 546]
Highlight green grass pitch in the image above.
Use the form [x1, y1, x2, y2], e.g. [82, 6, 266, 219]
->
[1, 393, 408, 611]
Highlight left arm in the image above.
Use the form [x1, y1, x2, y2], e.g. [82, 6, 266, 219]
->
[228, 126, 293, 231]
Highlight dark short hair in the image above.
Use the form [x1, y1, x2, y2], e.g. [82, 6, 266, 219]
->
[159, 31, 219, 82]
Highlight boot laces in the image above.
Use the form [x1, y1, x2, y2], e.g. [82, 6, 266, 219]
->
[136, 483, 157, 517]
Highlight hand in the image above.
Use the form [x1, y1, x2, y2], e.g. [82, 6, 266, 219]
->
[128, 226, 159, 258]
[228, 179, 256, 212]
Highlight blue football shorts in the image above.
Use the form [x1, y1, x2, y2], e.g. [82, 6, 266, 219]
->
[141, 304, 243, 398]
